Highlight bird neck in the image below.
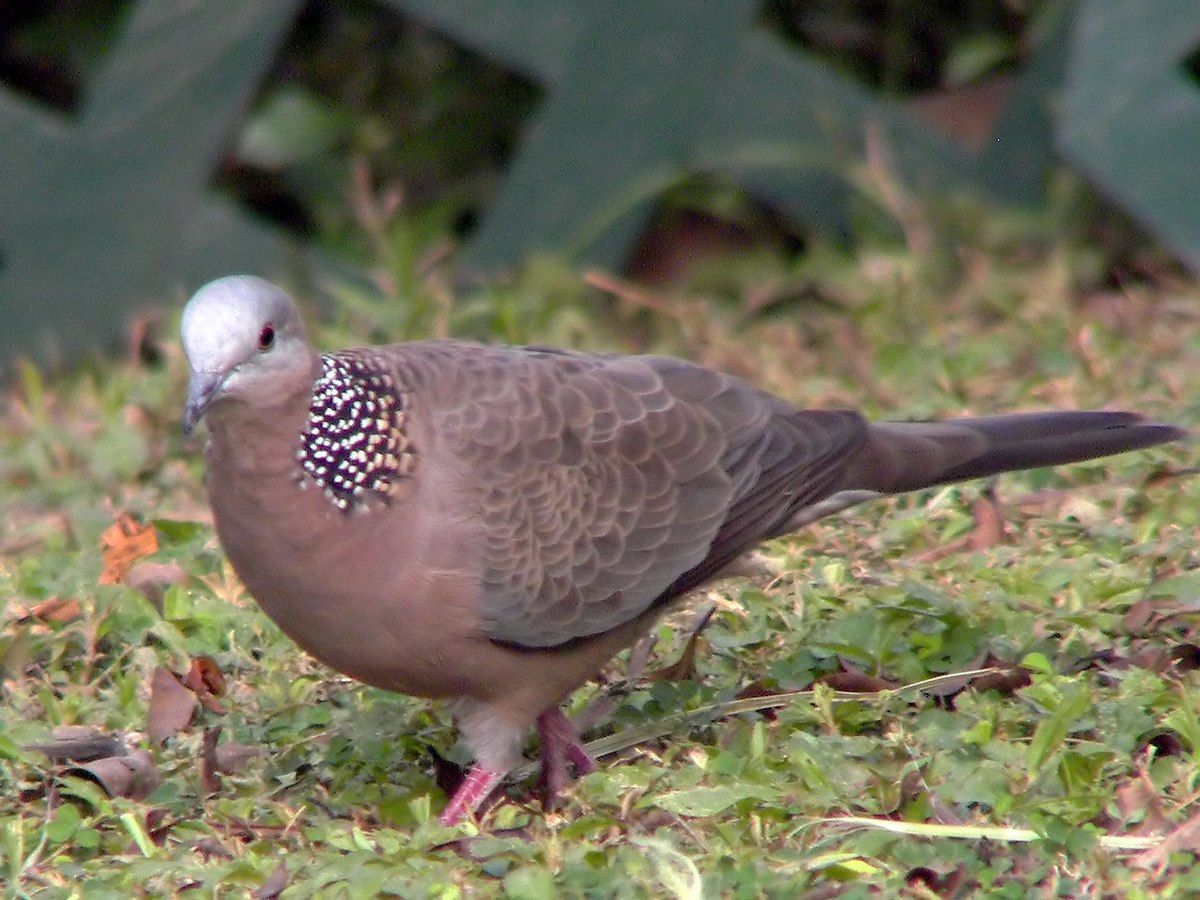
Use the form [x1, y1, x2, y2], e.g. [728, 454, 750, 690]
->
[204, 355, 320, 481]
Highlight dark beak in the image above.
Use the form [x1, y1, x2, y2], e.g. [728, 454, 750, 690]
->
[183, 372, 223, 434]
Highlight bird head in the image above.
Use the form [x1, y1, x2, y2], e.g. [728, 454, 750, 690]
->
[181, 275, 313, 434]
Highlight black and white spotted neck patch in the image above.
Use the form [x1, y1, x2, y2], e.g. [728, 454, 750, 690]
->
[298, 352, 416, 512]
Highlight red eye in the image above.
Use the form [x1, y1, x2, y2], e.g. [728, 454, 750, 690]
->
[258, 324, 275, 350]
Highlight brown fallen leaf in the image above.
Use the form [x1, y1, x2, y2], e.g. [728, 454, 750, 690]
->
[148, 667, 197, 744]
[968, 660, 1032, 696]
[1131, 808, 1200, 869]
[182, 655, 227, 713]
[18, 597, 83, 624]
[67, 749, 160, 800]
[1122, 591, 1200, 636]
[1127, 644, 1172, 674]
[252, 861, 289, 900]
[191, 836, 235, 861]
[99, 514, 158, 585]
[214, 741, 262, 775]
[913, 486, 1006, 563]
[144, 808, 173, 846]
[1115, 768, 1172, 836]
[818, 663, 896, 694]
[1142, 465, 1200, 490]
[968, 486, 1006, 551]
[1010, 488, 1077, 518]
[26, 726, 126, 763]
[900, 767, 963, 825]
[626, 632, 658, 683]
[734, 681, 784, 721]
[646, 605, 716, 682]
[124, 561, 187, 611]
[200, 726, 222, 794]
[911, 534, 971, 563]
[1124, 598, 1157, 633]
[905, 864, 970, 897]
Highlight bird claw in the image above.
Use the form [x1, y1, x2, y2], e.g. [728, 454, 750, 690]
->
[536, 708, 597, 807]
[439, 765, 504, 826]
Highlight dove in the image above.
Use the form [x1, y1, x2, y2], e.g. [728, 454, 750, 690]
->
[180, 274, 1183, 824]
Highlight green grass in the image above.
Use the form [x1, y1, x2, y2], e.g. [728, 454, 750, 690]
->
[4, 198, 1200, 897]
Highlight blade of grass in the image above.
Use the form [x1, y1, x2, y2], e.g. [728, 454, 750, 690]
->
[512, 667, 1004, 779]
[804, 816, 1161, 851]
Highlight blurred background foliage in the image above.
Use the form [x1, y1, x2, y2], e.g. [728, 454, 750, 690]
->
[0, 0, 1125, 273]
[0, 0, 1193, 359]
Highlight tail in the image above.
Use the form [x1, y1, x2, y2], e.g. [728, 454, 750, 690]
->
[837, 411, 1184, 495]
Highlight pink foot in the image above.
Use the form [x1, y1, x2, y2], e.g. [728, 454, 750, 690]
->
[439, 765, 504, 826]
[536, 708, 598, 805]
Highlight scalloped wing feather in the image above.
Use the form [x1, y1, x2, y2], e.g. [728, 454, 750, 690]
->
[387, 342, 868, 648]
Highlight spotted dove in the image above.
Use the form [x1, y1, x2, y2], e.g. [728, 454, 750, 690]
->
[180, 275, 1183, 825]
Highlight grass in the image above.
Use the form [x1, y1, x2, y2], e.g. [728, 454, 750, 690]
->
[3, 190, 1200, 897]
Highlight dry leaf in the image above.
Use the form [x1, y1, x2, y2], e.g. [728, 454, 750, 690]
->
[148, 667, 197, 744]
[124, 561, 186, 610]
[26, 727, 125, 763]
[1127, 644, 1173, 674]
[214, 741, 261, 775]
[911, 535, 971, 563]
[24, 596, 83, 623]
[182, 655, 227, 713]
[1115, 769, 1172, 836]
[191, 837, 234, 861]
[819, 663, 896, 694]
[1132, 808, 1200, 869]
[1142, 465, 1200, 489]
[734, 681, 784, 721]
[252, 861, 290, 900]
[968, 487, 1006, 551]
[626, 632, 657, 683]
[968, 656, 1032, 696]
[646, 605, 715, 682]
[200, 726, 222, 794]
[913, 486, 1006, 563]
[1124, 598, 1157, 633]
[67, 749, 160, 800]
[99, 514, 158, 585]
[904, 864, 969, 897]
[900, 768, 963, 825]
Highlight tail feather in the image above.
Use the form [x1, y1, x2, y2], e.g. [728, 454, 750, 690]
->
[840, 411, 1185, 495]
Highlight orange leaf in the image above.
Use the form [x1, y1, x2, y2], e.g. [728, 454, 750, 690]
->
[99, 514, 158, 585]
[967, 487, 1006, 551]
[22, 597, 82, 623]
[182, 655, 227, 713]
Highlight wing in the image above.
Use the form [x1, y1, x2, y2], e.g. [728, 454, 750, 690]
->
[398, 341, 867, 648]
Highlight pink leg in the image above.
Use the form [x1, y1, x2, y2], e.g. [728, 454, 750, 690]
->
[536, 708, 598, 803]
[439, 765, 504, 826]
